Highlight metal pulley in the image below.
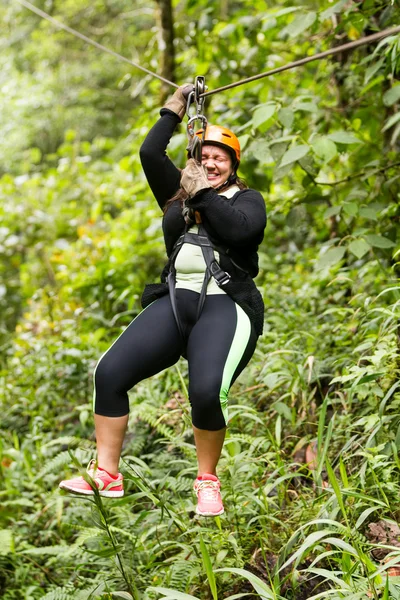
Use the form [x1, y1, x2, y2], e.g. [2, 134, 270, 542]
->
[186, 76, 208, 163]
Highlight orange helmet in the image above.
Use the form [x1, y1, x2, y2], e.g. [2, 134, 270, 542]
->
[195, 125, 241, 166]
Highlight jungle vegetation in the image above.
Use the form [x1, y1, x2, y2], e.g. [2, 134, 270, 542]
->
[1, 0, 400, 598]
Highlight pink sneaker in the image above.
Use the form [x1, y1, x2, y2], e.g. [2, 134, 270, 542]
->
[59, 461, 124, 498]
[193, 473, 224, 516]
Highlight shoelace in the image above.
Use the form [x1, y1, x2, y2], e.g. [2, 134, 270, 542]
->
[196, 480, 220, 500]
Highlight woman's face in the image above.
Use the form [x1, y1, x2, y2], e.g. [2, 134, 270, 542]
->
[201, 144, 233, 189]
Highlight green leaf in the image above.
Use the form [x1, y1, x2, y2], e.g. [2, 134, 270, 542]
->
[221, 595, 253, 600]
[279, 144, 309, 167]
[327, 131, 362, 144]
[325, 457, 347, 520]
[299, 154, 318, 177]
[278, 108, 294, 129]
[306, 568, 350, 589]
[348, 239, 371, 259]
[323, 537, 358, 556]
[294, 101, 319, 113]
[364, 234, 396, 249]
[21, 544, 70, 556]
[383, 84, 400, 107]
[248, 140, 273, 164]
[364, 57, 385, 84]
[199, 536, 218, 600]
[316, 414, 335, 479]
[359, 207, 379, 220]
[355, 506, 382, 530]
[383, 574, 389, 600]
[237, 134, 250, 151]
[361, 74, 385, 97]
[356, 372, 384, 384]
[0, 530, 14, 555]
[316, 246, 346, 270]
[281, 12, 317, 37]
[273, 401, 293, 422]
[379, 381, 400, 417]
[252, 104, 276, 129]
[324, 205, 341, 219]
[149, 588, 200, 600]
[343, 202, 358, 217]
[319, 0, 347, 21]
[311, 137, 337, 162]
[215, 568, 275, 599]
[269, 139, 288, 163]
[111, 593, 134, 600]
[279, 530, 338, 572]
[382, 112, 400, 132]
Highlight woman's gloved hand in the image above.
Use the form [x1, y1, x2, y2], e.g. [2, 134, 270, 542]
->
[163, 84, 194, 120]
[181, 158, 212, 198]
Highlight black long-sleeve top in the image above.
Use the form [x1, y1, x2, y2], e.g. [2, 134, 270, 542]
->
[139, 109, 267, 334]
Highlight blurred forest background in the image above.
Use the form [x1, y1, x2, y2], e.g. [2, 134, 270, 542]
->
[1, 0, 400, 598]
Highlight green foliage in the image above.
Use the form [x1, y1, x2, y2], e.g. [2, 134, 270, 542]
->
[1, 0, 400, 598]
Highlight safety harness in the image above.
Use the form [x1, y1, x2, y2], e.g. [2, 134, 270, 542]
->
[167, 223, 232, 339]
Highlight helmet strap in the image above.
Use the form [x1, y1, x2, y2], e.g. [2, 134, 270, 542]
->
[214, 171, 237, 193]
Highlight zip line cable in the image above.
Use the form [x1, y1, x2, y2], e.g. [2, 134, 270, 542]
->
[15, 0, 179, 89]
[200, 25, 400, 98]
[14, 0, 400, 100]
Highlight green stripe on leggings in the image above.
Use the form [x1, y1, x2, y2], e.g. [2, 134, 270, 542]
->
[219, 304, 251, 424]
[92, 302, 155, 412]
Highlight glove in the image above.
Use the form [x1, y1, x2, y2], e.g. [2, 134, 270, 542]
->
[163, 84, 194, 121]
[181, 158, 212, 198]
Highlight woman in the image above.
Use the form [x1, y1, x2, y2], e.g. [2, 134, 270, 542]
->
[59, 85, 267, 517]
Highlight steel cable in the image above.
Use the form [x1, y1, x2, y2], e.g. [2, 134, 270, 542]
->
[13, 0, 400, 99]
[15, 0, 179, 89]
[200, 25, 400, 98]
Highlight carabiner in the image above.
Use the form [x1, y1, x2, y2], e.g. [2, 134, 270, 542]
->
[186, 76, 208, 162]
[186, 76, 206, 120]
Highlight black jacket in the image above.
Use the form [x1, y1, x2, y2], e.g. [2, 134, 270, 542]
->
[139, 109, 267, 335]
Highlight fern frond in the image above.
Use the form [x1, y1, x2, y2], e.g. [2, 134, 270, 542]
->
[40, 591, 71, 600]
[231, 433, 270, 452]
[42, 436, 86, 449]
[35, 451, 73, 479]
[168, 560, 194, 592]
[73, 527, 103, 547]
[20, 544, 70, 556]
[41, 586, 99, 600]
[133, 404, 175, 441]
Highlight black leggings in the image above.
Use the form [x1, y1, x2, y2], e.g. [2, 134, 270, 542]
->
[93, 290, 258, 430]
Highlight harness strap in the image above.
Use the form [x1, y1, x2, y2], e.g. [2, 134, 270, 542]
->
[197, 225, 231, 288]
[167, 271, 185, 339]
[166, 224, 232, 336]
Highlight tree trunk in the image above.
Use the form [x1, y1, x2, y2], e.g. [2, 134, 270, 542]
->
[156, 0, 176, 104]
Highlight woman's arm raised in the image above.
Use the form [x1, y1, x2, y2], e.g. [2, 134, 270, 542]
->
[139, 110, 182, 211]
[140, 85, 193, 211]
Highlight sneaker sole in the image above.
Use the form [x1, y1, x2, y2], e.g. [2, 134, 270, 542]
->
[59, 483, 124, 498]
[196, 506, 224, 517]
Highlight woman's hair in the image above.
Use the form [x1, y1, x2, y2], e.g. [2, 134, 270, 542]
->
[163, 175, 248, 215]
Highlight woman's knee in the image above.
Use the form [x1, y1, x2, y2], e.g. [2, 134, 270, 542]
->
[189, 381, 227, 430]
[94, 356, 118, 390]
[93, 357, 131, 416]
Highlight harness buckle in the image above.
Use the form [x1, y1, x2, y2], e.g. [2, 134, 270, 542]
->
[210, 261, 231, 286]
[215, 272, 231, 287]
